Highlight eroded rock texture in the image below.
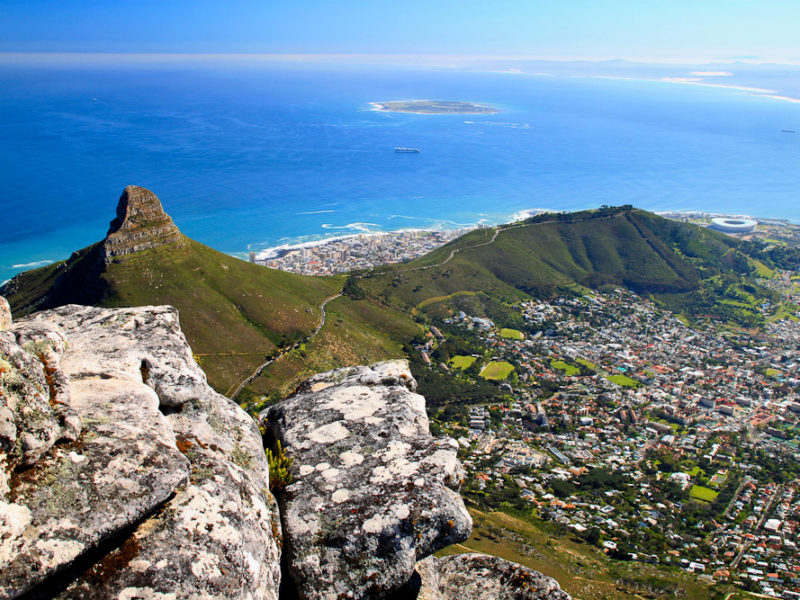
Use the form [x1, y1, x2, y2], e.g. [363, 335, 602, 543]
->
[263, 361, 472, 600]
[0, 296, 10, 331]
[1, 303, 280, 600]
[416, 554, 572, 600]
[103, 185, 184, 260]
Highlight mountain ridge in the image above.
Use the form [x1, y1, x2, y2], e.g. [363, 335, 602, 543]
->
[3, 194, 793, 403]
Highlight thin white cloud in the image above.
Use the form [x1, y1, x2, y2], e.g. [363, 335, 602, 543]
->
[690, 70, 734, 77]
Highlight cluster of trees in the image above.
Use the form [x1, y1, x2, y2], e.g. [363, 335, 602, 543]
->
[407, 352, 504, 408]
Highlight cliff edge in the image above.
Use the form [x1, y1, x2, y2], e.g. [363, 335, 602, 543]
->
[0, 296, 570, 600]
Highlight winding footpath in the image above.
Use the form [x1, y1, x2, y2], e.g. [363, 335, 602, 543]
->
[230, 213, 619, 400]
[401, 225, 504, 272]
[229, 292, 342, 401]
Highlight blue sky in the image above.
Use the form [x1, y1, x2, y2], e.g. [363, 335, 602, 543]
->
[2, 0, 799, 62]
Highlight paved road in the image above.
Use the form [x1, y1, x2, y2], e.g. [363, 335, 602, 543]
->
[229, 292, 342, 401]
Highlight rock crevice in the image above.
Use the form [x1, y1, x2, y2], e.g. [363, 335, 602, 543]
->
[263, 361, 473, 600]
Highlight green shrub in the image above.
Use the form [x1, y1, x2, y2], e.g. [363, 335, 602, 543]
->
[266, 440, 293, 493]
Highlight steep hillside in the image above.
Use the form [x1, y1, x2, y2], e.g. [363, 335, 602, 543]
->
[5, 199, 789, 399]
[1, 186, 412, 396]
[350, 206, 782, 327]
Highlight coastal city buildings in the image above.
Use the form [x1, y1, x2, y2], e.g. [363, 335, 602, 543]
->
[251, 229, 469, 275]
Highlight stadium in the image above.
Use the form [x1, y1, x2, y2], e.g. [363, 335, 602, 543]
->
[708, 217, 758, 234]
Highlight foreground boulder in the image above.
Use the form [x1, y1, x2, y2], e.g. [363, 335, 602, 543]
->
[415, 554, 572, 600]
[263, 361, 472, 600]
[0, 296, 10, 330]
[1, 303, 281, 600]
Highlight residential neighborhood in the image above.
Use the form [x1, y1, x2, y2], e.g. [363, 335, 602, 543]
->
[252, 229, 467, 275]
[417, 281, 800, 597]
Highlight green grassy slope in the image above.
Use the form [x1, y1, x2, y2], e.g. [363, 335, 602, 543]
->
[2, 236, 349, 393]
[4, 205, 790, 395]
[351, 207, 781, 326]
[239, 296, 420, 408]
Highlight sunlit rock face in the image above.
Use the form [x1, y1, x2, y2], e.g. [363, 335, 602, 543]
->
[263, 361, 472, 600]
[0, 303, 281, 600]
[103, 185, 184, 260]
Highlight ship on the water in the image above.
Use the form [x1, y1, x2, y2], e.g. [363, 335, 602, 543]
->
[394, 147, 421, 153]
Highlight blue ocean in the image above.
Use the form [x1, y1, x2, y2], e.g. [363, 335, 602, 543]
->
[2, 58, 799, 282]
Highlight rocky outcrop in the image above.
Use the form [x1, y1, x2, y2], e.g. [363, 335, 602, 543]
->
[0, 310, 81, 499]
[1, 294, 561, 600]
[103, 185, 183, 260]
[1, 303, 281, 600]
[263, 361, 472, 600]
[415, 554, 572, 600]
[0, 296, 10, 331]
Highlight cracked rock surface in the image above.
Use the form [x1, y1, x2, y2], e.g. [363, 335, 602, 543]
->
[1, 302, 281, 600]
[416, 554, 572, 600]
[263, 361, 472, 600]
[0, 296, 10, 331]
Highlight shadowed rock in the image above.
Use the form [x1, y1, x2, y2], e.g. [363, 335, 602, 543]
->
[264, 361, 472, 600]
[103, 185, 183, 260]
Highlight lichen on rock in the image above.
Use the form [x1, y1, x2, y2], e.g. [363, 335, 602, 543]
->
[0, 295, 11, 331]
[263, 360, 472, 600]
[1, 304, 281, 600]
[415, 553, 572, 600]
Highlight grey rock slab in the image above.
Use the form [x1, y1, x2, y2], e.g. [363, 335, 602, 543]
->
[0, 295, 11, 330]
[264, 360, 471, 600]
[20, 303, 283, 600]
[58, 444, 279, 600]
[0, 377, 189, 599]
[0, 330, 63, 473]
[22, 304, 211, 407]
[432, 553, 572, 600]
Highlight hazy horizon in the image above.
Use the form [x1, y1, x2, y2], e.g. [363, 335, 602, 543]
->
[2, 1, 799, 63]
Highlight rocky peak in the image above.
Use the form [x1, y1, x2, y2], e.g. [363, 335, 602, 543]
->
[103, 185, 183, 260]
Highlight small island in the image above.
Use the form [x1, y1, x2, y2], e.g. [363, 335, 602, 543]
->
[370, 100, 499, 114]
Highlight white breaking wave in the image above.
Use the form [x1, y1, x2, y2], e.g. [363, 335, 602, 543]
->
[320, 222, 380, 232]
[11, 259, 53, 269]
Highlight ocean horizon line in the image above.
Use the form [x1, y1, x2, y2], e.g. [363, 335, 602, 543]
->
[3, 52, 800, 67]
